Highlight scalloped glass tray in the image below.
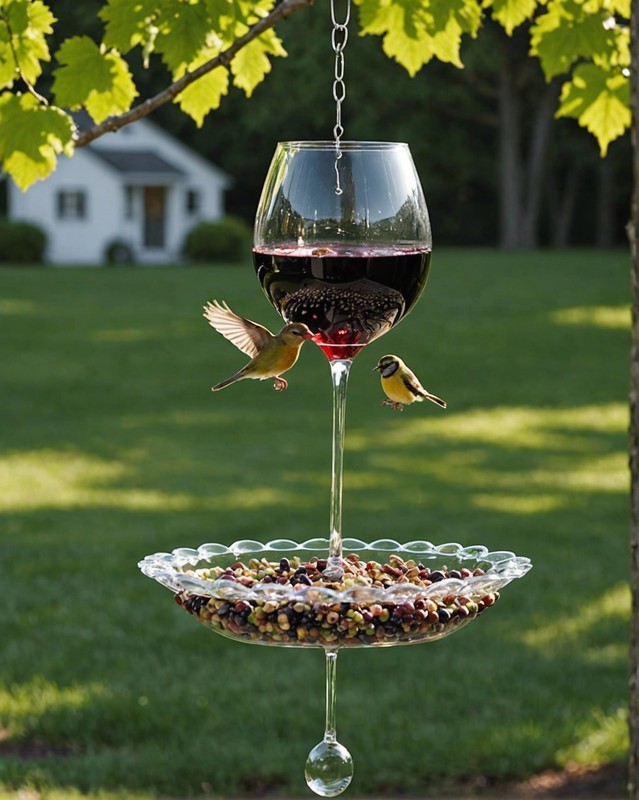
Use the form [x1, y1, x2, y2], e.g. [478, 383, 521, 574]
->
[139, 538, 532, 649]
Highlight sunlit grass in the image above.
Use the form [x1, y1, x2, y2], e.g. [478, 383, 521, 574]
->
[0, 249, 631, 796]
[4, 402, 625, 513]
[550, 304, 630, 330]
[557, 707, 630, 766]
[0, 448, 303, 512]
[350, 403, 627, 517]
[0, 679, 108, 738]
[354, 403, 628, 450]
[0, 298, 38, 315]
[524, 583, 630, 648]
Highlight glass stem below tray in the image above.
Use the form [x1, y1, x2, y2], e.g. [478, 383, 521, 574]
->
[305, 648, 353, 797]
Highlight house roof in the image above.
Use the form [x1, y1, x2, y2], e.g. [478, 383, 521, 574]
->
[89, 148, 184, 176]
[68, 110, 231, 187]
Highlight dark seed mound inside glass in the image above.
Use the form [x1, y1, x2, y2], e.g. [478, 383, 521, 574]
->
[174, 553, 500, 648]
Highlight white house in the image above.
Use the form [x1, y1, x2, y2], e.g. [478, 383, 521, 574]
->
[7, 114, 231, 265]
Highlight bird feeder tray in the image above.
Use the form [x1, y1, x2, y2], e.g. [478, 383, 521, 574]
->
[139, 538, 531, 649]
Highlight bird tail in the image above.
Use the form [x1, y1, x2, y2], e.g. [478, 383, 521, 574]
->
[418, 391, 447, 408]
[212, 371, 245, 391]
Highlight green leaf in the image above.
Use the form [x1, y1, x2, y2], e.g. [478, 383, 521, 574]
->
[530, 0, 617, 80]
[430, 0, 482, 35]
[609, 0, 630, 16]
[556, 61, 630, 155]
[0, 36, 18, 91]
[0, 0, 55, 88]
[228, 0, 278, 29]
[86, 52, 139, 123]
[375, 3, 435, 75]
[357, 0, 392, 35]
[231, 31, 285, 97]
[174, 59, 229, 126]
[588, 23, 630, 76]
[356, 0, 482, 75]
[485, 0, 538, 35]
[154, 0, 210, 74]
[52, 36, 138, 123]
[0, 93, 74, 190]
[100, 0, 159, 54]
[205, 0, 278, 48]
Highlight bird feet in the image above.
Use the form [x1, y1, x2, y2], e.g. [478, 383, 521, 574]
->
[381, 399, 404, 411]
[273, 377, 288, 391]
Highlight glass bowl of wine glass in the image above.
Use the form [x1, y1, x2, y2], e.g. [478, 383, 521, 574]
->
[138, 538, 532, 649]
[253, 141, 432, 361]
[253, 142, 434, 577]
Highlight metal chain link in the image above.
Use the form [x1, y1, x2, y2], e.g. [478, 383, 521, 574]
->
[330, 0, 350, 195]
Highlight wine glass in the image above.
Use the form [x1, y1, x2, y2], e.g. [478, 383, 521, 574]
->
[254, 140, 432, 796]
[254, 140, 432, 573]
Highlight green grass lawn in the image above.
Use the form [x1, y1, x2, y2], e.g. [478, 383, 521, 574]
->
[0, 248, 632, 798]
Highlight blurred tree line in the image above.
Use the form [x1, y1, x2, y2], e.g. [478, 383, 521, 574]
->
[40, 1, 633, 248]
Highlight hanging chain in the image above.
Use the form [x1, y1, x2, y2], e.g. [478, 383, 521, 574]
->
[331, 0, 350, 195]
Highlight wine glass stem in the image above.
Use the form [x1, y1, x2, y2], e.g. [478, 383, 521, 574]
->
[328, 359, 352, 573]
[324, 648, 339, 743]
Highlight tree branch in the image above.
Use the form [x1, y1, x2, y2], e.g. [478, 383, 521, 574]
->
[74, 0, 315, 148]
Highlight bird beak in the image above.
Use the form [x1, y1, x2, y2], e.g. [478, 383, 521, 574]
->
[303, 331, 314, 341]
[373, 364, 381, 372]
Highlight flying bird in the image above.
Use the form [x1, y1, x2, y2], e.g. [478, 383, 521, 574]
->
[203, 300, 313, 391]
[373, 354, 447, 412]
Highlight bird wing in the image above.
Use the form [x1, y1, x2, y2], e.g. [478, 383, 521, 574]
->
[203, 300, 273, 359]
[402, 369, 424, 398]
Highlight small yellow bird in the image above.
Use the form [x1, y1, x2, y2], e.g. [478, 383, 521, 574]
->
[203, 300, 313, 391]
[374, 354, 447, 411]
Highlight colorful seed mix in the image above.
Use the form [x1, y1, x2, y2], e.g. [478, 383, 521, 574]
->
[175, 553, 499, 647]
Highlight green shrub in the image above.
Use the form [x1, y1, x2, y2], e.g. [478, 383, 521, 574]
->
[183, 216, 252, 263]
[104, 239, 135, 265]
[0, 219, 47, 263]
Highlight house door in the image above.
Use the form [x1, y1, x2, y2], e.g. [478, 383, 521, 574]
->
[143, 186, 166, 248]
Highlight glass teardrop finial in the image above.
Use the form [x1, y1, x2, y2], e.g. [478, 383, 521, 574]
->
[305, 649, 353, 796]
[305, 738, 354, 797]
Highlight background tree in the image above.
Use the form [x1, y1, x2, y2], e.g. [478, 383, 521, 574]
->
[628, 2, 638, 797]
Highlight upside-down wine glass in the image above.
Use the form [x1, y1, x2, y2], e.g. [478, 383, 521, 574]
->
[253, 140, 432, 794]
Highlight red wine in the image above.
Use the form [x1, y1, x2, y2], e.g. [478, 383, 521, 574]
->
[253, 245, 431, 360]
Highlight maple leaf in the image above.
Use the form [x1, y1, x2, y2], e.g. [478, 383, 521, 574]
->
[174, 60, 229, 126]
[531, 0, 618, 80]
[356, 0, 481, 76]
[0, 93, 74, 190]
[231, 31, 286, 97]
[154, 0, 210, 75]
[0, 0, 55, 89]
[556, 61, 630, 155]
[485, 0, 538, 35]
[100, 0, 159, 54]
[52, 36, 138, 123]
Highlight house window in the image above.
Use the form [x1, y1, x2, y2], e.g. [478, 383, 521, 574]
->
[185, 189, 201, 215]
[124, 186, 135, 219]
[57, 190, 86, 220]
